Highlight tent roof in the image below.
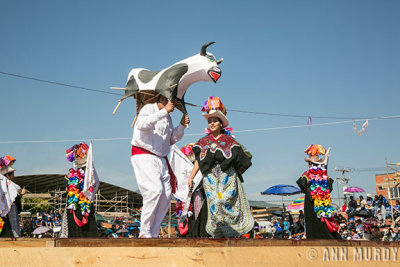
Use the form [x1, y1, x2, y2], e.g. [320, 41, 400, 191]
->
[14, 174, 143, 208]
[248, 200, 278, 209]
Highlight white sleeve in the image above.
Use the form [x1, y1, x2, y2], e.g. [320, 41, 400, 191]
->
[135, 105, 169, 130]
[170, 124, 185, 145]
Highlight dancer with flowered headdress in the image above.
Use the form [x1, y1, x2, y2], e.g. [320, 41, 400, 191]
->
[296, 144, 341, 239]
[188, 96, 254, 238]
[60, 142, 99, 238]
[0, 155, 25, 238]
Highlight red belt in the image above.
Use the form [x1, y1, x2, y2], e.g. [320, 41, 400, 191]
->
[131, 146, 177, 194]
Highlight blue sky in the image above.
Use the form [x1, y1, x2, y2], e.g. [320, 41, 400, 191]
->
[1, 1, 399, 205]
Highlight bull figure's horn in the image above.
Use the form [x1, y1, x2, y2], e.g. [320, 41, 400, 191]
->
[217, 58, 224, 65]
[200, 41, 215, 56]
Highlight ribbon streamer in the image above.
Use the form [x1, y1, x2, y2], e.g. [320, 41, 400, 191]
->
[353, 119, 368, 136]
[307, 116, 312, 128]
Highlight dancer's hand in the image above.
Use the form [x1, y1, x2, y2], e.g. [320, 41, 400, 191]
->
[165, 101, 175, 113]
[180, 114, 190, 127]
[188, 178, 194, 190]
[20, 188, 27, 195]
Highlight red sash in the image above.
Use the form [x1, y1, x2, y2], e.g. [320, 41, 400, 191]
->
[131, 146, 177, 194]
[70, 209, 89, 227]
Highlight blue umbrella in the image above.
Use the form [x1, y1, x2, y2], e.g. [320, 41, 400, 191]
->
[261, 184, 301, 196]
[261, 184, 301, 211]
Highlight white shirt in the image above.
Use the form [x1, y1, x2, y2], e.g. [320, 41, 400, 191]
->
[131, 103, 185, 157]
[264, 221, 273, 233]
[0, 174, 20, 217]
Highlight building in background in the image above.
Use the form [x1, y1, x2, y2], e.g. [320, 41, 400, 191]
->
[375, 172, 400, 205]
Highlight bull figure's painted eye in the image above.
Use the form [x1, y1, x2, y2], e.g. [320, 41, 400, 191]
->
[206, 54, 215, 62]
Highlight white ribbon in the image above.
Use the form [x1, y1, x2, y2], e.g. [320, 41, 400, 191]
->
[353, 119, 368, 136]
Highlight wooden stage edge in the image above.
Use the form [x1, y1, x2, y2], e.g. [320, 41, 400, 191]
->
[0, 238, 399, 247]
[0, 239, 399, 266]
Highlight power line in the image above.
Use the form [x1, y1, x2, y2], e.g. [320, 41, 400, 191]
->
[0, 137, 129, 144]
[226, 108, 367, 120]
[0, 71, 123, 96]
[0, 70, 397, 120]
[1, 115, 400, 144]
[354, 168, 387, 172]
[186, 105, 369, 120]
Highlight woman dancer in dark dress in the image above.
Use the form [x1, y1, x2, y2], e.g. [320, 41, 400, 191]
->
[296, 144, 340, 239]
[188, 97, 254, 238]
[60, 143, 99, 238]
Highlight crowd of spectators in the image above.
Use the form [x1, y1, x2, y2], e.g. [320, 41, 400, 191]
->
[19, 211, 141, 238]
[20, 209, 63, 237]
[256, 210, 305, 239]
[254, 194, 400, 241]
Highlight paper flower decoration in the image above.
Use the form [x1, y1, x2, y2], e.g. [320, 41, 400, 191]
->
[304, 144, 326, 156]
[201, 96, 226, 115]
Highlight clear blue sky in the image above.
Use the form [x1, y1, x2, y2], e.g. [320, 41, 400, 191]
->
[1, 0, 399, 204]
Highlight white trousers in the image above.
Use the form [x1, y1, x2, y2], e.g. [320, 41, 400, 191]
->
[131, 154, 172, 238]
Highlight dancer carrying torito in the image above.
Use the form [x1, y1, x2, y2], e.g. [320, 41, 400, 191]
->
[131, 95, 189, 238]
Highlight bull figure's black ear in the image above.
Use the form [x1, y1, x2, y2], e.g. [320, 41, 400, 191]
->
[217, 58, 223, 65]
[200, 41, 215, 56]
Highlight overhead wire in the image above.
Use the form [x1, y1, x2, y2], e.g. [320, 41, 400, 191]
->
[0, 71, 387, 120]
[0, 71, 123, 96]
[1, 115, 400, 144]
[1, 71, 400, 144]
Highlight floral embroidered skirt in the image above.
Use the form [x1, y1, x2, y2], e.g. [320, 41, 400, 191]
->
[203, 164, 254, 237]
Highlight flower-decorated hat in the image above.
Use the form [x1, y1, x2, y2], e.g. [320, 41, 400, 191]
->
[66, 143, 89, 167]
[0, 155, 16, 175]
[304, 144, 327, 164]
[201, 96, 229, 128]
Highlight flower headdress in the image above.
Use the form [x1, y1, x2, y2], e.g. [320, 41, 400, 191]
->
[201, 96, 226, 115]
[66, 143, 89, 162]
[304, 144, 326, 156]
[201, 96, 229, 128]
[304, 144, 328, 165]
[0, 155, 16, 169]
[0, 155, 16, 175]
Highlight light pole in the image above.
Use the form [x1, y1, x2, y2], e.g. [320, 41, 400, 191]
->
[334, 168, 351, 208]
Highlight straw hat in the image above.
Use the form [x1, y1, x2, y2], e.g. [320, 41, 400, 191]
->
[304, 155, 324, 164]
[201, 96, 229, 128]
[0, 166, 15, 175]
[203, 109, 229, 128]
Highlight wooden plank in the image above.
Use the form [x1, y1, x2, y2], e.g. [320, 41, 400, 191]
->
[22, 193, 52, 199]
[0, 241, 399, 266]
[1, 238, 400, 248]
[52, 238, 400, 248]
[0, 238, 53, 247]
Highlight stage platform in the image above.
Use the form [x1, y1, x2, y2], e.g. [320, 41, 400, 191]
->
[0, 238, 399, 266]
